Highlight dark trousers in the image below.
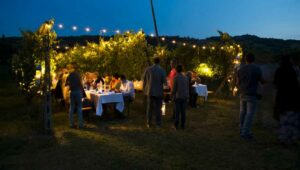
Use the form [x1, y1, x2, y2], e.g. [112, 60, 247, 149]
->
[146, 96, 163, 126]
[174, 98, 187, 129]
[189, 93, 198, 107]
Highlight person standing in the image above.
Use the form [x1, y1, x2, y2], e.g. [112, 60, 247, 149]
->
[168, 59, 177, 90]
[65, 62, 84, 129]
[168, 59, 177, 121]
[172, 64, 189, 129]
[186, 71, 198, 108]
[273, 55, 300, 145]
[237, 53, 264, 140]
[143, 56, 166, 128]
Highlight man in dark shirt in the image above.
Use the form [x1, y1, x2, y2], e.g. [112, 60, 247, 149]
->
[65, 62, 84, 129]
[237, 53, 264, 139]
[172, 64, 189, 129]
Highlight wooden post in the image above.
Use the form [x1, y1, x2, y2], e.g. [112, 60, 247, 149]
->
[43, 35, 53, 135]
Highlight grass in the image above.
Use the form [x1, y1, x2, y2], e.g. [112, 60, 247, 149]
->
[0, 81, 299, 170]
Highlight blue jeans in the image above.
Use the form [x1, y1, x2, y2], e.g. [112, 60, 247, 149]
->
[146, 96, 163, 126]
[239, 95, 257, 137]
[174, 99, 187, 129]
[69, 90, 83, 128]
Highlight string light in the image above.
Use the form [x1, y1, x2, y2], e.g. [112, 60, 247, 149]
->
[58, 24, 63, 29]
[72, 26, 77, 31]
[52, 23, 243, 54]
[85, 27, 91, 32]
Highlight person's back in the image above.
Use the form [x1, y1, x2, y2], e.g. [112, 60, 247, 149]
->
[65, 63, 84, 129]
[274, 56, 300, 112]
[273, 55, 300, 145]
[172, 64, 189, 129]
[238, 63, 262, 96]
[173, 74, 189, 100]
[143, 56, 166, 128]
[143, 64, 166, 97]
[66, 71, 82, 92]
[237, 53, 263, 140]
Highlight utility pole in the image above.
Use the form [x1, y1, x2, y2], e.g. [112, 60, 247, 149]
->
[150, 0, 160, 45]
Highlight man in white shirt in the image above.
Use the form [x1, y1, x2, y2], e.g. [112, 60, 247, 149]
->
[119, 74, 135, 101]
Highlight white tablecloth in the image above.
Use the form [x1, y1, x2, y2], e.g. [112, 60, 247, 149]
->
[86, 91, 124, 116]
[193, 84, 208, 101]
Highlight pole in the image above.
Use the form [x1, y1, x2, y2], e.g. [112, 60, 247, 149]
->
[150, 0, 160, 45]
[43, 35, 53, 135]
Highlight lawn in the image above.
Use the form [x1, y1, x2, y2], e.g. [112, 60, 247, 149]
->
[0, 80, 299, 170]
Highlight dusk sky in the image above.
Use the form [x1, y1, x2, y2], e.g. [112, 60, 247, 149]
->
[1, 0, 300, 39]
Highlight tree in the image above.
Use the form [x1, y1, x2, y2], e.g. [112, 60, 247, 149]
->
[54, 31, 152, 80]
[12, 21, 57, 103]
[12, 31, 40, 102]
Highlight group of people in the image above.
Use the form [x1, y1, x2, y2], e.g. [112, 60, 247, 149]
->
[143, 56, 196, 129]
[63, 63, 135, 129]
[237, 53, 300, 145]
[62, 52, 299, 145]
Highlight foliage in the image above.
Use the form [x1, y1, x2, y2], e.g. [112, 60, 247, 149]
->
[11, 20, 57, 102]
[54, 31, 152, 80]
[195, 63, 215, 77]
[11, 31, 40, 101]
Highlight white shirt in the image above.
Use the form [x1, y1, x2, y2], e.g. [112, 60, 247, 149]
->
[120, 80, 135, 98]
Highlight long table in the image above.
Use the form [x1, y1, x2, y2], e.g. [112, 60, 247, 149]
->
[85, 91, 124, 116]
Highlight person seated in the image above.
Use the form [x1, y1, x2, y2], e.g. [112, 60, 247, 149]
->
[95, 74, 104, 85]
[119, 74, 135, 102]
[109, 73, 121, 91]
[92, 74, 105, 90]
[82, 72, 95, 90]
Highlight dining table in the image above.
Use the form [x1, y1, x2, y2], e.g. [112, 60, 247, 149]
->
[85, 90, 124, 116]
[193, 84, 208, 101]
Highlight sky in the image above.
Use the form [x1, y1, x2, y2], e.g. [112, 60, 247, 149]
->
[1, 0, 300, 39]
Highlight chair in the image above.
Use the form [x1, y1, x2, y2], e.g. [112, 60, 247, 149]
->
[124, 96, 134, 116]
[82, 98, 94, 121]
[82, 106, 93, 121]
